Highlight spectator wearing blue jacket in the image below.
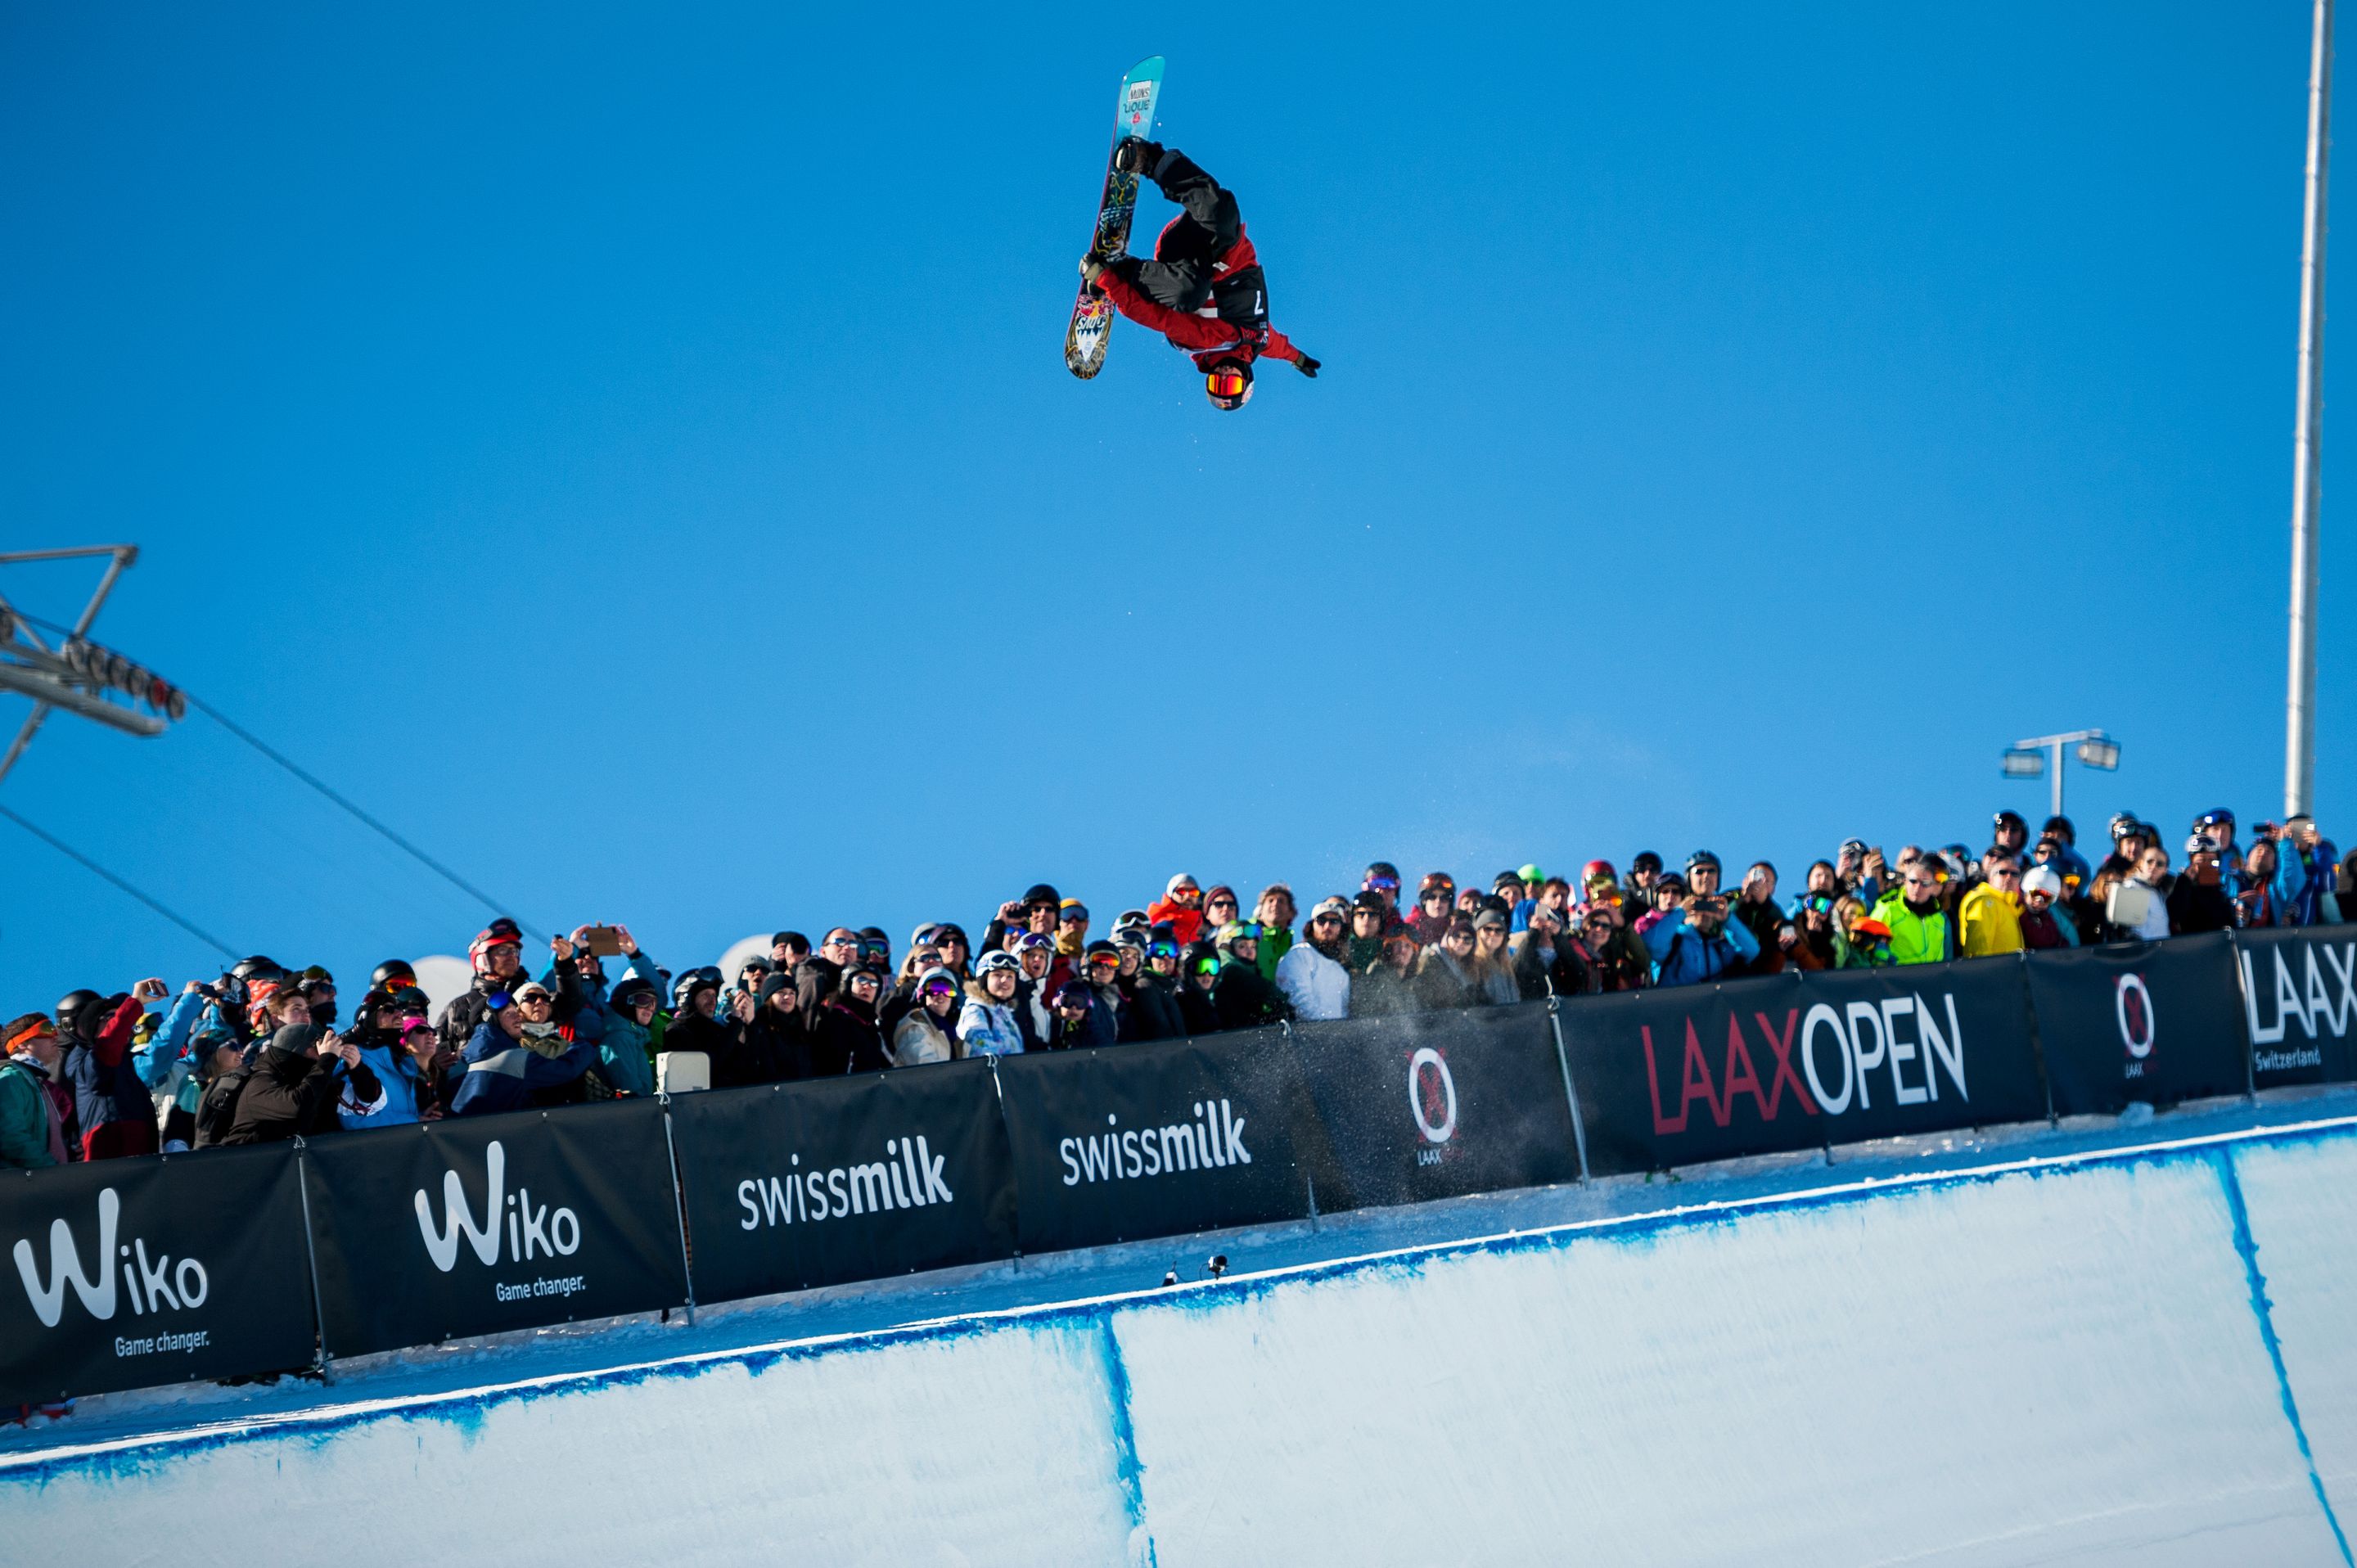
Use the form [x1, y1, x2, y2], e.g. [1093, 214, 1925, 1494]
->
[593, 973, 662, 1097]
[136, 981, 213, 1108]
[451, 981, 597, 1117]
[2274, 817, 2343, 926]
[341, 1015, 438, 1128]
[1642, 893, 1760, 986]
[543, 930, 661, 1097]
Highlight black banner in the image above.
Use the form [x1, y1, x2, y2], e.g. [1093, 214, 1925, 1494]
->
[2237, 926, 2357, 1088]
[302, 1100, 688, 1357]
[2027, 934, 2249, 1115]
[1559, 959, 2046, 1175]
[666, 1061, 1017, 1304]
[1290, 1002, 1580, 1211]
[0, 1145, 315, 1404]
[992, 1029, 1310, 1254]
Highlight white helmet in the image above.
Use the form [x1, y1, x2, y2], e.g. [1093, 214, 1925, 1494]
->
[2021, 866, 2064, 899]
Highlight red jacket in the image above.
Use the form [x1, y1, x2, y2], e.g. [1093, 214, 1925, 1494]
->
[1096, 267, 1308, 372]
[1147, 897, 1206, 947]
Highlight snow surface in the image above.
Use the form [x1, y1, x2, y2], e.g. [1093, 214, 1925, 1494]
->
[7, 1100, 2354, 1566]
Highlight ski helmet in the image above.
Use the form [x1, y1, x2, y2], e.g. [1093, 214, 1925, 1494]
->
[1204, 357, 1254, 411]
[55, 989, 103, 1041]
[230, 955, 286, 986]
[372, 959, 417, 991]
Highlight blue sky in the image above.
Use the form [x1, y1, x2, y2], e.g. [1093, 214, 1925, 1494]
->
[0, 2, 2346, 1003]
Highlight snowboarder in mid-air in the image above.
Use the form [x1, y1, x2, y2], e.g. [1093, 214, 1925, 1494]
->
[1079, 138, 1320, 411]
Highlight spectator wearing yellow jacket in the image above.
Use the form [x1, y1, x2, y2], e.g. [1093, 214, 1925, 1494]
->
[1958, 855, 2026, 957]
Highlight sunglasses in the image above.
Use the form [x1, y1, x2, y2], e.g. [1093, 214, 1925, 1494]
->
[1422, 892, 1450, 904]
[1207, 898, 1237, 909]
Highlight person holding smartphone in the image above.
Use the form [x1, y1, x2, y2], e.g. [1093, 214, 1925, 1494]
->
[57, 978, 167, 1160]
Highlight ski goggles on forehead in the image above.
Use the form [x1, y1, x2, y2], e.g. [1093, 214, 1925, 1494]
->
[1206, 367, 1249, 399]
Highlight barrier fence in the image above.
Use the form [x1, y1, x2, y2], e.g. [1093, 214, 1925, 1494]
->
[7, 926, 2355, 1406]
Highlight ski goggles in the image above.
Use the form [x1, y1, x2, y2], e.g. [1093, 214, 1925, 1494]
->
[1206, 367, 1250, 400]
[1147, 942, 1178, 959]
[3, 1019, 56, 1051]
[919, 978, 959, 999]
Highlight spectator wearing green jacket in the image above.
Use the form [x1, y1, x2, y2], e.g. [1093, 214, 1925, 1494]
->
[1252, 885, 1296, 980]
[0, 1040, 60, 1169]
[1869, 859, 1957, 965]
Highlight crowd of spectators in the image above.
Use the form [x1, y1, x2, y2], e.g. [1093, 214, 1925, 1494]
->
[2, 806, 2346, 1169]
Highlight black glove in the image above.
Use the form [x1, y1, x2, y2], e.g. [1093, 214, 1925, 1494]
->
[1111, 137, 1165, 177]
[1079, 254, 1117, 292]
[1294, 354, 1321, 379]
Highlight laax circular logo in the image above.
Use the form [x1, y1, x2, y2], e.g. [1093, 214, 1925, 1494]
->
[1408, 1047, 1458, 1145]
[2115, 973, 2156, 1061]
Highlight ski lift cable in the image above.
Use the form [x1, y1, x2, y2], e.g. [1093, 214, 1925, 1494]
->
[9, 606, 547, 944]
[0, 804, 242, 961]
[178, 692, 548, 944]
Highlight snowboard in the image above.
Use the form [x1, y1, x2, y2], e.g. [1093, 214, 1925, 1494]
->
[1064, 56, 1165, 380]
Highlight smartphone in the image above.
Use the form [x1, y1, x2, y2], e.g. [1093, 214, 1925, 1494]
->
[581, 926, 625, 957]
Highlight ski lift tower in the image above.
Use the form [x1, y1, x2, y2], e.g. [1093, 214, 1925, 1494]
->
[0, 545, 186, 786]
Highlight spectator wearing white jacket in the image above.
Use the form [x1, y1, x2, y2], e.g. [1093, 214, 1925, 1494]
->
[1276, 899, 1353, 1021]
[957, 953, 1027, 1057]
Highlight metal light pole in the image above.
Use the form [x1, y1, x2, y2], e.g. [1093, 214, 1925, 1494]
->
[2289, 0, 2334, 819]
[2001, 730, 2121, 822]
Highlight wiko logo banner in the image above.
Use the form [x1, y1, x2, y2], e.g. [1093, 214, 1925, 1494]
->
[1644, 995, 1968, 1134]
[735, 1135, 954, 1228]
[413, 1141, 582, 1272]
[1059, 1099, 1249, 1186]
[2242, 939, 2356, 1075]
[11, 1187, 210, 1329]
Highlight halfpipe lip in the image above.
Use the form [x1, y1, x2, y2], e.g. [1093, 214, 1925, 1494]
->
[6, 1104, 2355, 1478]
